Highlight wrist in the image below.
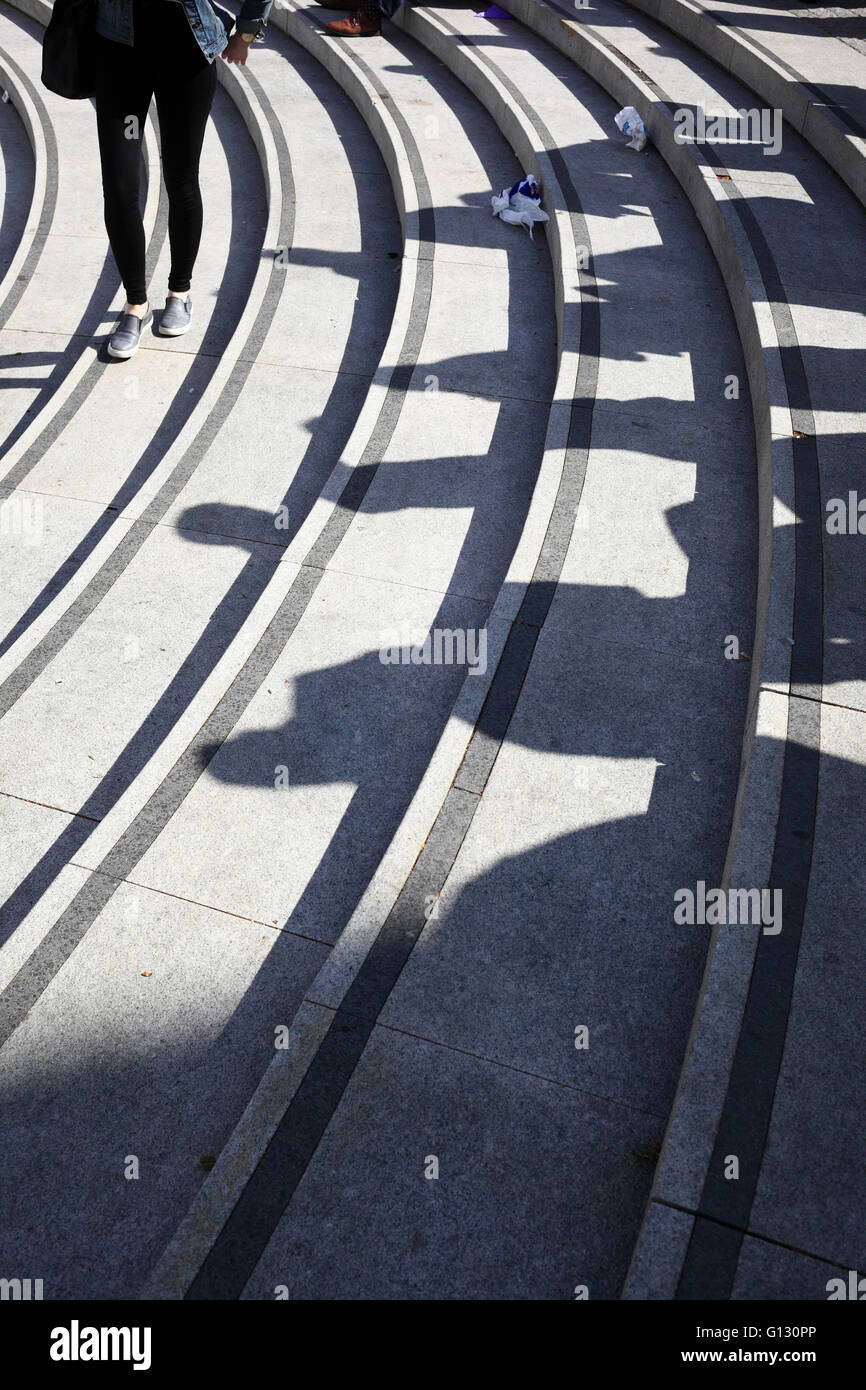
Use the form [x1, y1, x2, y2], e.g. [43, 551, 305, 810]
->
[235, 19, 265, 41]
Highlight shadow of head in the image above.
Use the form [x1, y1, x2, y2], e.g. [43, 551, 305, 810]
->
[176, 503, 274, 548]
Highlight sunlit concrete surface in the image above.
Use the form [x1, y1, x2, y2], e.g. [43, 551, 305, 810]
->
[0, 0, 862, 1301]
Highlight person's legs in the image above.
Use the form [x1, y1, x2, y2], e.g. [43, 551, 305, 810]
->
[150, 10, 218, 299]
[94, 31, 153, 312]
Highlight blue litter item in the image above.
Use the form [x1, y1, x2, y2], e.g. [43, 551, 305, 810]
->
[491, 174, 550, 238]
[476, 5, 513, 17]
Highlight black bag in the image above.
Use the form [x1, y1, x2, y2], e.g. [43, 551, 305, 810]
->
[41, 0, 98, 100]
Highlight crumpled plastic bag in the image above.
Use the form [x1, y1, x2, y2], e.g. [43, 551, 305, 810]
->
[491, 174, 550, 237]
[614, 106, 647, 152]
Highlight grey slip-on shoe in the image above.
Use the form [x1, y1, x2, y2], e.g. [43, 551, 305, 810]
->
[160, 294, 192, 337]
[107, 306, 153, 360]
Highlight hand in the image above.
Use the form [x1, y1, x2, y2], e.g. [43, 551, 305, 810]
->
[221, 34, 253, 65]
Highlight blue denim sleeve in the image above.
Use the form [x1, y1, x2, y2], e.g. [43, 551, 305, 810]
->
[232, 0, 274, 32]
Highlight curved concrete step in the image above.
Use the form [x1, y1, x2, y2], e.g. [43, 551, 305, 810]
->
[493, 0, 866, 1299]
[142, 1, 756, 1301]
[622, 0, 866, 208]
[139, 2, 590, 1298]
[245, 0, 760, 1301]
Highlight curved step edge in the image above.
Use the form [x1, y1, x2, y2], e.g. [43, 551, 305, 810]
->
[445, 0, 800, 1298]
[0, 44, 49, 324]
[139, 0, 586, 1298]
[622, 0, 866, 212]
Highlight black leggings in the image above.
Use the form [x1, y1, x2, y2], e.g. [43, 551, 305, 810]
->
[94, 0, 218, 303]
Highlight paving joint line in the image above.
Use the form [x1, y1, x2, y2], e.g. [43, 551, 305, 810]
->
[357, 1016, 672, 1119]
[66, 866, 335, 949]
[759, 685, 866, 715]
[655, 1196, 866, 1275]
[0, 789, 101, 822]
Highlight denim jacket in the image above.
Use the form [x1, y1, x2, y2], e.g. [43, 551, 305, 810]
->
[95, 0, 275, 62]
